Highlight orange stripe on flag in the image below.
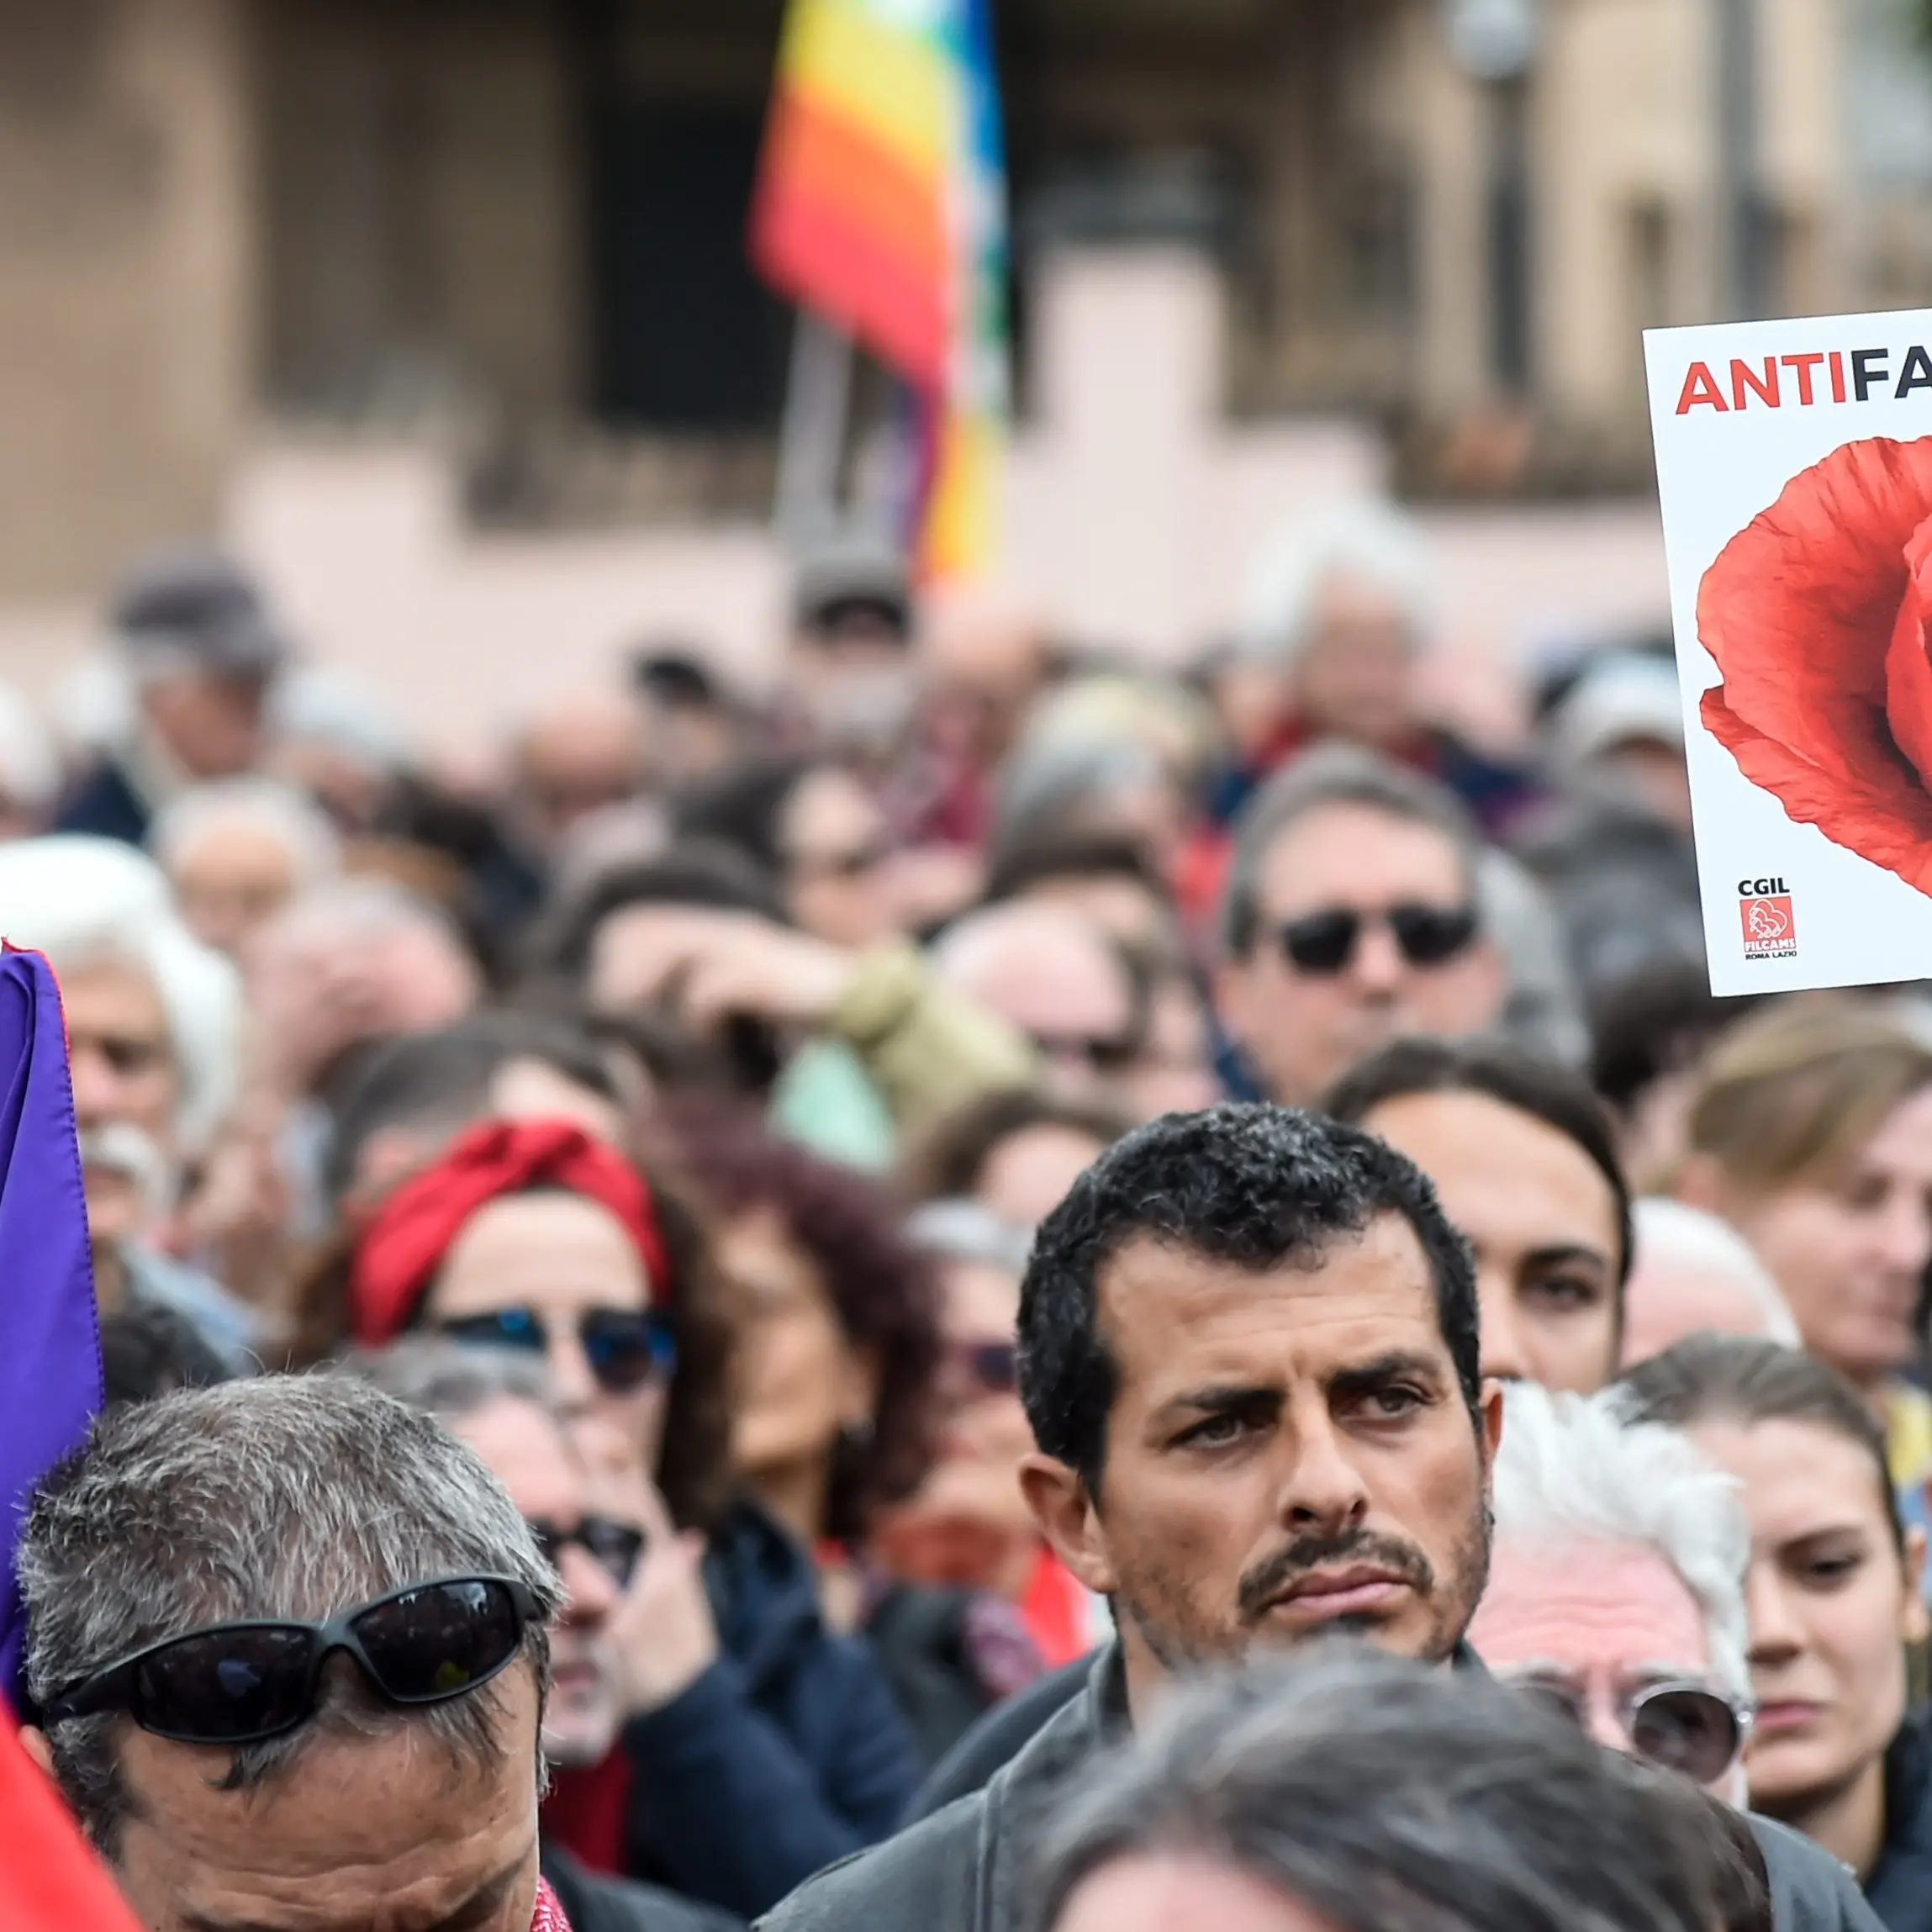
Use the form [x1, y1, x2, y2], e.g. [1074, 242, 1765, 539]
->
[768, 95, 948, 291]
[752, 92, 951, 383]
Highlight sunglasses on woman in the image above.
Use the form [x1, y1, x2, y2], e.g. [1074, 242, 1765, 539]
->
[1274, 902, 1479, 976]
[435, 1305, 677, 1394]
[1512, 1675, 1754, 1787]
[41, 1576, 542, 1747]
[527, 1515, 647, 1590]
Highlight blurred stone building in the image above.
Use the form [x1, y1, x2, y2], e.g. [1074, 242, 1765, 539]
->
[2, 0, 1927, 723]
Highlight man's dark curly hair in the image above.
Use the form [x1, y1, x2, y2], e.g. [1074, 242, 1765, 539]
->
[1017, 1103, 1481, 1497]
[665, 1101, 943, 1544]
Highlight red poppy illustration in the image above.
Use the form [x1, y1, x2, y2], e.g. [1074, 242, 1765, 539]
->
[1698, 434, 1932, 893]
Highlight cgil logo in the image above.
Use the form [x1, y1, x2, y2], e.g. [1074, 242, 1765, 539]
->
[1678, 348, 1932, 414]
[1738, 879, 1798, 960]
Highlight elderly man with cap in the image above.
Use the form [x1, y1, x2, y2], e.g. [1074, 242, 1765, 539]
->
[782, 536, 917, 769]
[58, 546, 293, 847]
[18, 1375, 576, 1932]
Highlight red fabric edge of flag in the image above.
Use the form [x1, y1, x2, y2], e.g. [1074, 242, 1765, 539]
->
[0, 1703, 145, 1928]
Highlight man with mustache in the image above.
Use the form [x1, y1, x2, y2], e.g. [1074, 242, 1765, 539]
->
[757, 1105, 1877, 1932]
[760, 1104, 1496, 1932]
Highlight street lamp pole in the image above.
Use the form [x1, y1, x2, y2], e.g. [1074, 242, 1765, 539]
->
[1444, 0, 1541, 394]
[1715, 0, 1766, 317]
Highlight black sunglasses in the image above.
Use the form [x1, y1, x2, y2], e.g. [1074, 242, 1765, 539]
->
[945, 1339, 1018, 1396]
[42, 1576, 541, 1747]
[1275, 903, 1479, 976]
[529, 1515, 647, 1590]
[1514, 1676, 1754, 1787]
[435, 1305, 677, 1394]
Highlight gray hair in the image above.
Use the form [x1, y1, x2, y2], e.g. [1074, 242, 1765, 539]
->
[1031, 1650, 1739, 1932]
[20, 1375, 562, 1857]
[905, 1198, 1035, 1274]
[1235, 498, 1436, 666]
[1630, 1200, 1803, 1348]
[994, 736, 1165, 850]
[347, 1336, 559, 1431]
[0, 835, 240, 1147]
[1219, 742, 1483, 958]
[1491, 1383, 1751, 1701]
[152, 778, 341, 889]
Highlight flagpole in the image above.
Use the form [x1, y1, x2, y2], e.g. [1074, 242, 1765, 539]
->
[774, 308, 854, 549]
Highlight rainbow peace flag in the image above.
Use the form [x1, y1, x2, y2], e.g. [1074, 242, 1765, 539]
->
[752, 0, 1009, 578]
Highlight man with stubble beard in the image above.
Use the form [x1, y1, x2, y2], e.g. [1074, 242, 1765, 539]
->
[759, 1105, 1498, 1932]
[759, 1105, 1880, 1932]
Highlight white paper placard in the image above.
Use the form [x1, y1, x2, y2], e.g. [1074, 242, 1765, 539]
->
[1645, 308, 1932, 995]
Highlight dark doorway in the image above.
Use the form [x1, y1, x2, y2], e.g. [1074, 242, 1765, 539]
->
[585, 98, 790, 430]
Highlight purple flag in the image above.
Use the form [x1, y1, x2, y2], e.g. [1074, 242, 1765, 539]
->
[0, 949, 102, 1698]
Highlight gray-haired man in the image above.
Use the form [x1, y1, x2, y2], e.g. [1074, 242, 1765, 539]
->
[19, 1377, 563, 1932]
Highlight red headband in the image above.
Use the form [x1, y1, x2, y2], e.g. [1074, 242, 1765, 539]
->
[347, 1117, 671, 1347]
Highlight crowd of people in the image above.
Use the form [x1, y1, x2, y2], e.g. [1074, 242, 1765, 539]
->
[2, 501, 1930, 1931]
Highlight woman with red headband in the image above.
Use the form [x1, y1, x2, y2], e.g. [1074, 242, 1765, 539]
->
[310, 1114, 927, 1921]
[298, 1115, 736, 1537]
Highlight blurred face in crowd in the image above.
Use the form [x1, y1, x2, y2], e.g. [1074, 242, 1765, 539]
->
[1689, 1087, 1932, 1394]
[451, 1394, 626, 1768]
[425, 1191, 671, 1470]
[95, 1666, 543, 1932]
[167, 819, 303, 958]
[780, 764, 899, 949]
[1125, 974, 1220, 1123]
[1055, 1858, 1345, 1932]
[1597, 735, 1693, 833]
[1360, 1090, 1622, 1394]
[721, 1207, 875, 1541]
[63, 955, 180, 1258]
[1022, 1217, 1499, 1716]
[1685, 1414, 1925, 1833]
[141, 665, 270, 781]
[640, 692, 738, 794]
[515, 692, 647, 858]
[1011, 872, 1175, 960]
[248, 903, 481, 1099]
[1216, 805, 1503, 1107]
[975, 1121, 1112, 1231]
[1471, 1539, 1739, 1797]
[1290, 574, 1418, 750]
[944, 907, 1139, 1104]
[792, 608, 917, 761]
[1618, 1243, 1786, 1372]
[881, 1256, 1034, 1588]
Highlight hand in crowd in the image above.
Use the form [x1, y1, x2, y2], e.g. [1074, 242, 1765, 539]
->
[576, 1416, 720, 1714]
[589, 906, 859, 1034]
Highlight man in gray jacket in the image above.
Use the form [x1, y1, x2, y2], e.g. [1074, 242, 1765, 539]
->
[757, 1105, 1878, 1932]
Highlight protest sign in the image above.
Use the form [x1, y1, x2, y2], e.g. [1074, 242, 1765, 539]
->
[1646, 307, 1932, 994]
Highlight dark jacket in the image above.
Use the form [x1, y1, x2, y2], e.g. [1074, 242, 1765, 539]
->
[54, 756, 150, 847]
[865, 1579, 1038, 1771]
[759, 1644, 1884, 1932]
[1869, 1717, 1932, 1931]
[620, 1500, 921, 1921]
[541, 1845, 744, 1932]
